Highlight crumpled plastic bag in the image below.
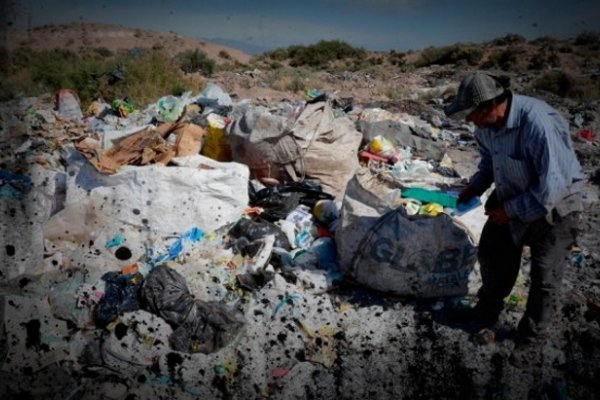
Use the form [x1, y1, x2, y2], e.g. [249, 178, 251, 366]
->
[141, 265, 245, 353]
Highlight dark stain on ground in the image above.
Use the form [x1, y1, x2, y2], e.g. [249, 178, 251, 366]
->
[114, 323, 128, 340]
[6, 244, 15, 256]
[23, 319, 41, 349]
[18, 277, 31, 288]
[277, 332, 287, 344]
[115, 246, 132, 260]
[166, 352, 184, 384]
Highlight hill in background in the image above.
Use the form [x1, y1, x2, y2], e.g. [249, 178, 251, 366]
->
[1, 23, 599, 109]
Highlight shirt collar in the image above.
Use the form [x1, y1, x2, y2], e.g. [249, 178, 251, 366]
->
[504, 92, 519, 129]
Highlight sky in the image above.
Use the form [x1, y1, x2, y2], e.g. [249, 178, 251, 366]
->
[7, 0, 600, 54]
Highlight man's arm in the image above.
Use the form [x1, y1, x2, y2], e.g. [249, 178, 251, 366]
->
[504, 116, 574, 222]
[460, 132, 494, 203]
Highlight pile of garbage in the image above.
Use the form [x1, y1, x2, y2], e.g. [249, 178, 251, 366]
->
[3, 80, 584, 398]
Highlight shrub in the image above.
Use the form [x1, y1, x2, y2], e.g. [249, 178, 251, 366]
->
[388, 51, 406, 66]
[384, 87, 405, 101]
[288, 40, 367, 68]
[416, 44, 482, 67]
[288, 74, 305, 92]
[1, 47, 202, 107]
[218, 50, 231, 60]
[531, 71, 580, 98]
[529, 36, 558, 46]
[176, 49, 215, 76]
[491, 34, 526, 46]
[264, 68, 308, 92]
[263, 48, 289, 61]
[574, 31, 600, 46]
[482, 47, 527, 71]
[528, 47, 561, 70]
[93, 47, 113, 57]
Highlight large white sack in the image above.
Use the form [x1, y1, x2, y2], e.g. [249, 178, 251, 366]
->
[44, 149, 249, 253]
[0, 164, 66, 280]
[336, 170, 477, 297]
[229, 100, 361, 200]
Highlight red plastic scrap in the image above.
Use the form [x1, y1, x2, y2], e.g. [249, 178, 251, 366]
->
[578, 129, 596, 142]
[271, 367, 290, 379]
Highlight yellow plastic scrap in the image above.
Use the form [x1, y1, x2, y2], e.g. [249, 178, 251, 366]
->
[317, 324, 335, 337]
[368, 135, 396, 158]
[336, 302, 353, 314]
[224, 356, 237, 381]
[419, 203, 443, 216]
[293, 318, 315, 338]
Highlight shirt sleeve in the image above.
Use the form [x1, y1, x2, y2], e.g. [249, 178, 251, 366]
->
[504, 115, 572, 222]
[468, 132, 494, 196]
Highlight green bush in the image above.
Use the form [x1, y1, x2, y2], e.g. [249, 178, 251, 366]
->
[93, 47, 113, 57]
[218, 50, 231, 60]
[416, 44, 482, 67]
[176, 49, 215, 76]
[531, 71, 580, 98]
[482, 47, 527, 71]
[291, 40, 364, 68]
[1, 47, 203, 107]
[528, 47, 561, 70]
[529, 36, 558, 46]
[491, 34, 526, 46]
[260, 41, 367, 69]
[388, 51, 406, 66]
[574, 31, 600, 47]
[263, 48, 289, 61]
[264, 68, 308, 92]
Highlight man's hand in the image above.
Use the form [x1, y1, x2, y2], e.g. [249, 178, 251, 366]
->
[457, 187, 475, 205]
[486, 205, 509, 225]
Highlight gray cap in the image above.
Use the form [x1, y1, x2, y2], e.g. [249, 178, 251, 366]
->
[444, 72, 506, 118]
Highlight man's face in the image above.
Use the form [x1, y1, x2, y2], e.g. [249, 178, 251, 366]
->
[466, 102, 498, 129]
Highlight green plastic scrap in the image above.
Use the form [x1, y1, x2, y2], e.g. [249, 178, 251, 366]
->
[401, 187, 458, 208]
[213, 364, 227, 375]
[156, 96, 184, 123]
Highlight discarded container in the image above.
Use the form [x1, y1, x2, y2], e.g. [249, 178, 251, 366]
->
[368, 135, 397, 160]
[201, 113, 231, 161]
[55, 89, 83, 121]
[156, 95, 184, 122]
[312, 199, 339, 225]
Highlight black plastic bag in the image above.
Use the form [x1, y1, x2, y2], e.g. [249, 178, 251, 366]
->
[141, 265, 245, 353]
[94, 272, 143, 328]
[227, 217, 290, 250]
[249, 180, 334, 222]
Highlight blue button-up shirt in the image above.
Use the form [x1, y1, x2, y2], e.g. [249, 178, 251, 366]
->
[468, 93, 584, 244]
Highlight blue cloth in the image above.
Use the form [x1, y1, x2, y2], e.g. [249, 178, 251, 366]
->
[467, 94, 584, 244]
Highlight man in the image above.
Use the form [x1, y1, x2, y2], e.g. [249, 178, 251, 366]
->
[444, 72, 584, 364]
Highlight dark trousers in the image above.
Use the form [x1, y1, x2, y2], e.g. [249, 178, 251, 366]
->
[477, 211, 579, 339]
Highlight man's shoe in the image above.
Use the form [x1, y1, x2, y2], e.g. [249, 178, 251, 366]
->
[446, 304, 499, 329]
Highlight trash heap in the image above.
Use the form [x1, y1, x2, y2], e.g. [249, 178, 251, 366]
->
[0, 82, 555, 399]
